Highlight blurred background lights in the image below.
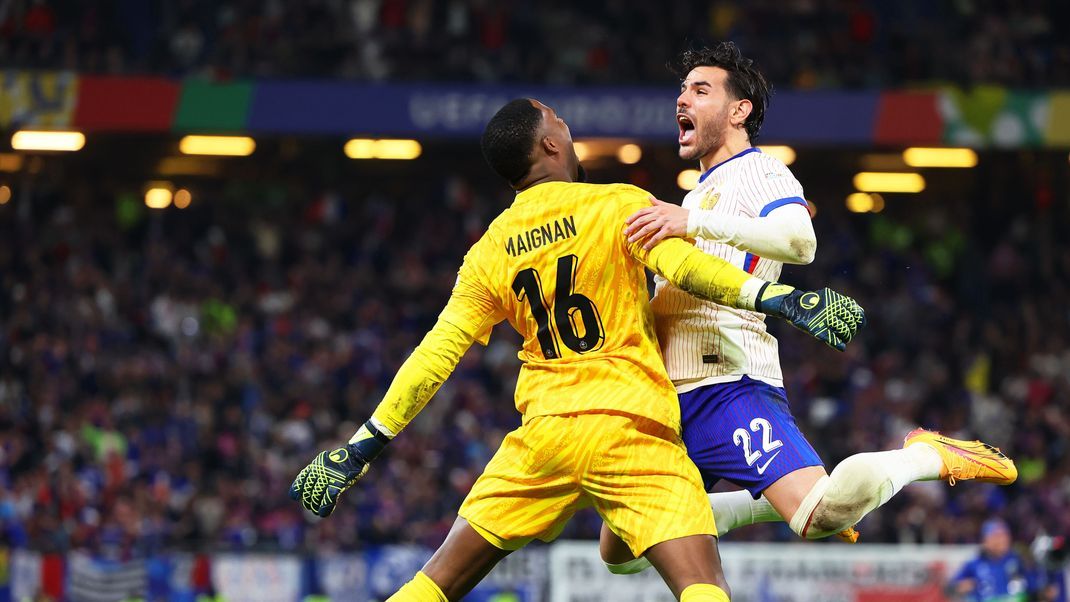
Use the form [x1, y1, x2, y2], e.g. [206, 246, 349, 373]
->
[145, 186, 173, 209]
[616, 144, 642, 164]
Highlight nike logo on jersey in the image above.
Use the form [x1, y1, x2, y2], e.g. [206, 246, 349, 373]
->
[756, 450, 782, 475]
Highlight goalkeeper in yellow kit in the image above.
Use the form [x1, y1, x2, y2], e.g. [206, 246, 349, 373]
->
[290, 98, 865, 602]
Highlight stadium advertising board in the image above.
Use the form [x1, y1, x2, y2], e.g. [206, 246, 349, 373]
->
[7, 543, 1057, 600]
[549, 542, 976, 602]
[212, 554, 304, 602]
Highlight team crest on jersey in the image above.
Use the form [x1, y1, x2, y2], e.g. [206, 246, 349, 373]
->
[699, 191, 721, 210]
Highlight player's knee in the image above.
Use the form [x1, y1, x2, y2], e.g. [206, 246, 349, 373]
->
[807, 498, 865, 538]
[805, 455, 885, 538]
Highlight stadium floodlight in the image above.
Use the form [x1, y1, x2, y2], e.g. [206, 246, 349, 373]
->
[853, 172, 925, 193]
[144, 185, 173, 209]
[845, 193, 874, 213]
[902, 147, 978, 168]
[616, 144, 642, 164]
[758, 145, 796, 166]
[174, 189, 192, 209]
[344, 139, 376, 159]
[179, 135, 256, 156]
[374, 139, 422, 160]
[846, 192, 886, 213]
[11, 130, 85, 152]
[344, 139, 422, 160]
[0, 185, 11, 205]
[677, 169, 701, 190]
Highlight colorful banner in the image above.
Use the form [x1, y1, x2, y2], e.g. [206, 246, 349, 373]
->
[173, 80, 254, 132]
[0, 71, 1068, 146]
[874, 91, 943, 145]
[72, 75, 180, 131]
[939, 86, 1049, 147]
[0, 70, 77, 129]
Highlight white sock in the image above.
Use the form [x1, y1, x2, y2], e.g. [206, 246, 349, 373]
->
[902, 441, 946, 481]
[832, 447, 942, 511]
[880, 445, 944, 494]
[709, 490, 783, 536]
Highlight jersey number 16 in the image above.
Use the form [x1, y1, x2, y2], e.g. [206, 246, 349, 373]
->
[512, 254, 605, 359]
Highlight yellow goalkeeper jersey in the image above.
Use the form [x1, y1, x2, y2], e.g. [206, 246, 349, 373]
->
[440, 181, 686, 431]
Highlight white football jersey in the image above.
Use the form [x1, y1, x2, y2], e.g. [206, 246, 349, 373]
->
[651, 147, 809, 392]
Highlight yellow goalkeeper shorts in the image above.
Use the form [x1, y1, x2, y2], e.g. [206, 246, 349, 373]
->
[458, 412, 716, 557]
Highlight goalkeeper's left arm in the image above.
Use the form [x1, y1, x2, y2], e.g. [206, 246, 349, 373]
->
[290, 317, 475, 517]
[633, 236, 866, 352]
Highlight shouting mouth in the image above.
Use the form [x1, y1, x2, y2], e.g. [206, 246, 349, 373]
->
[678, 113, 696, 146]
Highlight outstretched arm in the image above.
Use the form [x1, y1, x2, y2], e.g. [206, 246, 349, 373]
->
[291, 243, 500, 518]
[625, 197, 816, 264]
[370, 318, 474, 435]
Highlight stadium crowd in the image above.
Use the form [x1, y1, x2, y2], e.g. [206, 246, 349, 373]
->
[1, 0, 1068, 87]
[0, 150, 1066, 557]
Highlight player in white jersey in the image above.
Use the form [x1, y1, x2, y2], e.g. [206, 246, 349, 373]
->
[600, 42, 1018, 573]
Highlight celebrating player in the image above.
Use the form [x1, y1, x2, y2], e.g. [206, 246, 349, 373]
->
[599, 42, 1018, 575]
[290, 98, 865, 601]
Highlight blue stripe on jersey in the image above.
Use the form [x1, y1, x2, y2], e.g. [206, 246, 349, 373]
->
[759, 196, 808, 217]
[698, 147, 762, 184]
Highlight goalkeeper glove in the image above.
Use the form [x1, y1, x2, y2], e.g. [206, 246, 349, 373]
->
[289, 419, 393, 518]
[755, 283, 866, 352]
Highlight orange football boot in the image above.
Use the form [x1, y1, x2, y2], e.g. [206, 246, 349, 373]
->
[903, 428, 1017, 486]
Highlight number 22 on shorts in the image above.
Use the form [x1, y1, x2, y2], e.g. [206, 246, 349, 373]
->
[733, 418, 784, 474]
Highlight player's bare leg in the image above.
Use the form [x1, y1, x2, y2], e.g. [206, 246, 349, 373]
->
[599, 523, 637, 566]
[388, 517, 511, 601]
[601, 531, 730, 600]
[643, 534, 731, 601]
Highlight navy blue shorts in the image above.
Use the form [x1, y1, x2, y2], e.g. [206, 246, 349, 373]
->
[679, 376, 823, 498]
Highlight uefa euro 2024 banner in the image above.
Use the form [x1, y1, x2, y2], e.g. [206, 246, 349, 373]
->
[5, 70, 1070, 146]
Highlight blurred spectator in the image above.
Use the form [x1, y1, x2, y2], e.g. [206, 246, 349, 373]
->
[1032, 535, 1069, 602]
[0, 0, 1067, 87]
[948, 519, 1036, 601]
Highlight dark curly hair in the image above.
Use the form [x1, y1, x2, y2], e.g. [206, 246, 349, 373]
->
[481, 98, 543, 187]
[673, 41, 772, 142]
